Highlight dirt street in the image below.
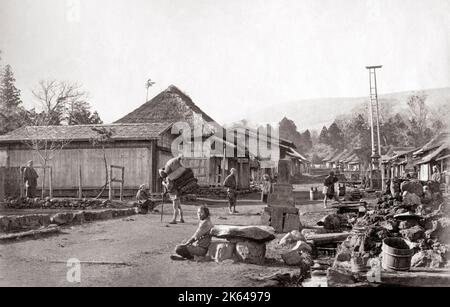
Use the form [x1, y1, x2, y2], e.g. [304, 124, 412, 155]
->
[0, 200, 327, 287]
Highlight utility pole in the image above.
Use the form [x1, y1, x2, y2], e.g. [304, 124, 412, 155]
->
[366, 65, 384, 190]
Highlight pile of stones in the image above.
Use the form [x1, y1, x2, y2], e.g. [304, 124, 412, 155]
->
[1, 197, 131, 210]
[334, 180, 449, 270]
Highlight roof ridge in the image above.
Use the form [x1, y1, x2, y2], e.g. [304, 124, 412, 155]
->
[19, 122, 172, 129]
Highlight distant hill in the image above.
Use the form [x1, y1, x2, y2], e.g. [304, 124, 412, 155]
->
[245, 87, 450, 131]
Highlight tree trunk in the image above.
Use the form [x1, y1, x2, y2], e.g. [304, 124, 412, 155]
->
[95, 146, 109, 199]
[41, 161, 47, 199]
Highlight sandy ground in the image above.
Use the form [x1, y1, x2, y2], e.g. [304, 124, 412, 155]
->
[0, 200, 328, 287]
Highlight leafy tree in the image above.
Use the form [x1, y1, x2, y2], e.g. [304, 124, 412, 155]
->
[0, 64, 27, 134]
[318, 126, 329, 145]
[279, 117, 303, 151]
[301, 129, 313, 151]
[327, 122, 345, 149]
[404, 94, 434, 147]
[380, 113, 409, 146]
[67, 101, 103, 125]
[308, 143, 334, 163]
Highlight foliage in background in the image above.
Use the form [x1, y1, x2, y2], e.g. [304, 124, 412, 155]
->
[0, 53, 103, 135]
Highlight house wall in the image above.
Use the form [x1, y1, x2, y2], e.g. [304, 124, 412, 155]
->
[4, 142, 153, 191]
[419, 164, 430, 181]
[0, 150, 8, 167]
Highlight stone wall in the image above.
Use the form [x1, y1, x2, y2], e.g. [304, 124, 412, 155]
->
[0, 207, 137, 233]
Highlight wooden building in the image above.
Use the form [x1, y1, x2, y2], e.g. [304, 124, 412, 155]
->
[0, 123, 173, 196]
[414, 132, 450, 182]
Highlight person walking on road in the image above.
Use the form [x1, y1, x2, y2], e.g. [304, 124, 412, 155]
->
[160, 154, 185, 224]
[323, 171, 341, 208]
[224, 168, 238, 214]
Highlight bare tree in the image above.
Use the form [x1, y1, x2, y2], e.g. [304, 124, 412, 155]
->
[31, 80, 89, 125]
[90, 127, 115, 199]
[21, 127, 72, 198]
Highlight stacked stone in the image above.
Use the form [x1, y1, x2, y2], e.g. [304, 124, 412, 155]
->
[206, 225, 276, 264]
[2, 197, 132, 210]
[0, 208, 137, 233]
[196, 187, 257, 199]
[260, 159, 302, 233]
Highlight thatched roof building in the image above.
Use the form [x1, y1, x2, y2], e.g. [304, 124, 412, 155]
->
[115, 85, 217, 126]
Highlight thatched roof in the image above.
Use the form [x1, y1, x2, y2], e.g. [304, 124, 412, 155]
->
[414, 132, 450, 156]
[115, 85, 217, 126]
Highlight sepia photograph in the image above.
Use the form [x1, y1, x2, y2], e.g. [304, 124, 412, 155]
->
[0, 0, 449, 292]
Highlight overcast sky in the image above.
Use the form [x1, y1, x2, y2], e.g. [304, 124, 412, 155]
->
[1, 0, 449, 128]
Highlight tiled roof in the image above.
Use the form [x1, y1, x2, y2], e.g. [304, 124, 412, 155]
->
[0, 123, 172, 143]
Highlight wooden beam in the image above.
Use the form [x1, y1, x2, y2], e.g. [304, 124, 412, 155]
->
[305, 232, 350, 245]
[108, 166, 113, 200]
[327, 267, 450, 287]
[78, 165, 82, 199]
[151, 140, 158, 193]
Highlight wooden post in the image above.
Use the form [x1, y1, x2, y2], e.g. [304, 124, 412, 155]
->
[120, 167, 124, 201]
[49, 167, 53, 198]
[20, 167, 24, 198]
[78, 165, 82, 199]
[108, 165, 112, 200]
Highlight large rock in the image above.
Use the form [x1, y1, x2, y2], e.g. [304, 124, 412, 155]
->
[402, 192, 422, 207]
[283, 213, 302, 233]
[291, 240, 313, 254]
[0, 214, 51, 232]
[214, 242, 236, 263]
[400, 225, 425, 242]
[281, 250, 313, 270]
[51, 212, 75, 225]
[401, 180, 423, 197]
[72, 211, 85, 224]
[317, 214, 341, 231]
[279, 230, 306, 246]
[411, 250, 444, 268]
[281, 250, 303, 265]
[210, 225, 276, 243]
[235, 240, 266, 264]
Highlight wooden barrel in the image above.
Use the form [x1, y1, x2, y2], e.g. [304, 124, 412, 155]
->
[382, 237, 413, 271]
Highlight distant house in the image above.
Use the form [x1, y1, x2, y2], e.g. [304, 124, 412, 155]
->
[413, 132, 450, 182]
[382, 147, 417, 179]
[342, 152, 361, 172]
[316, 149, 339, 169]
[227, 124, 310, 182]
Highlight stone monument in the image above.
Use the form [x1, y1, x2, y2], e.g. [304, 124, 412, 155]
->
[261, 159, 302, 233]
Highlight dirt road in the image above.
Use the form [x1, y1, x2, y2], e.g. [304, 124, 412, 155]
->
[0, 201, 325, 287]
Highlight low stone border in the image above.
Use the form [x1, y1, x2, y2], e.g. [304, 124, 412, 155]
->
[0, 208, 138, 233]
[0, 226, 61, 242]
